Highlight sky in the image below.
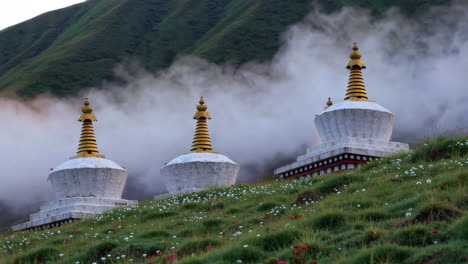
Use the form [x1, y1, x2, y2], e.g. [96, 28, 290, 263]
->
[0, 0, 86, 30]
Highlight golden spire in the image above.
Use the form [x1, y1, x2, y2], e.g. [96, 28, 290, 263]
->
[344, 43, 371, 101]
[71, 98, 105, 159]
[325, 97, 333, 109]
[191, 97, 217, 153]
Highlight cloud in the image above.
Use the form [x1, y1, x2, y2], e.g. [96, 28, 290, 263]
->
[1, 2, 467, 228]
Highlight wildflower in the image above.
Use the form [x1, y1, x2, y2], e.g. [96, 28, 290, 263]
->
[203, 234, 210, 238]
[426, 179, 432, 184]
[357, 204, 361, 208]
[167, 254, 177, 262]
[416, 181, 422, 185]
[431, 230, 439, 234]
[243, 244, 249, 248]
[300, 245, 308, 250]
[156, 253, 163, 256]
[312, 261, 318, 264]
[147, 261, 156, 264]
[405, 212, 412, 217]
[296, 257, 303, 260]
[205, 245, 214, 250]
[294, 214, 302, 219]
[452, 184, 458, 188]
[443, 181, 449, 184]
[101, 257, 106, 261]
[263, 216, 270, 219]
[276, 261, 286, 264]
[294, 250, 301, 255]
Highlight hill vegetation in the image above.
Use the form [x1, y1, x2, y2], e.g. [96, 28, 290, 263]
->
[0, 137, 466, 263]
[0, 0, 453, 97]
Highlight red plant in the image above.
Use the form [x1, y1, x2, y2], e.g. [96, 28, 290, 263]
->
[146, 255, 153, 258]
[147, 261, 156, 264]
[301, 245, 308, 250]
[263, 216, 270, 220]
[293, 245, 302, 249]
[205, 245, 214, 250]
[203, 234, 210, 238]
[294, 215, 302, 219]
[156, 253, 163, 256]
[276, 261, 286, 264]
[432, 230, 439, 234]
[168, 254, 177, 262]
[452, 184, 458, 188]
[71, 227, 78, 230]
[294, 250, 301, 255]
[296, 256, 303, 260]
[311, 261, 318, 264]
[443, 181, 449, 184]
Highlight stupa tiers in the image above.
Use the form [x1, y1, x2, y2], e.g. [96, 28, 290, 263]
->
[13, 99, 137, 232]
[161, 97, 240, 194]
[274, 43, 409, 179]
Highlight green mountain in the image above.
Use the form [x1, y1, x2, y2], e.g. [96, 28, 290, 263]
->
[0, 0, 452, 97]
[1, 137, 467, 263]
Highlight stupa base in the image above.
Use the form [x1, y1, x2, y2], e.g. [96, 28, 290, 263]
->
[12, 197, 137, 231]
[275, 137, 409, 179]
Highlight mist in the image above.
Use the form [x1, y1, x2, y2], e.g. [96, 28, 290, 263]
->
[1, 2, 467, 228]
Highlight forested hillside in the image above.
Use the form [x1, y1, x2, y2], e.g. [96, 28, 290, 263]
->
[0, 0, 452, 97]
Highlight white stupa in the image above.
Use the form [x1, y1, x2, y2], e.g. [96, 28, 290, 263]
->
[275, 43, 409, 179]
[13, 98, 137, 231]
[161, 97, 240, 194]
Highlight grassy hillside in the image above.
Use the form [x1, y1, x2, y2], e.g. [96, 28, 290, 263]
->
[0, 0, 453, 97]
[0, 137, 466, 264]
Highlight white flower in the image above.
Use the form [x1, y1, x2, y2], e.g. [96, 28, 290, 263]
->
[243, 244, 249, 248]
[416, 182, 422, 185]
[405, 212, 412, 217]
[426, 179, 432, 184]
[59, 253, 64, 257]
[357, 205, 361, 208]
[101, 257, 106, 261]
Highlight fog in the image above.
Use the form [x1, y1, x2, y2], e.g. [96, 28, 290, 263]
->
[1, 2, 467, 228]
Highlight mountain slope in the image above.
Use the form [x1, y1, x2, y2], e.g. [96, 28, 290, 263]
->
[0, 137, 466, 263]
[0, 0, 453, 97]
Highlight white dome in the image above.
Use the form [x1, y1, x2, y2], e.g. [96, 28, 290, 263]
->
[166, 152, 237, 166]
[315, 101, 395, 143]
[51, 157, 126, 174]
[320, 100, 392, 115]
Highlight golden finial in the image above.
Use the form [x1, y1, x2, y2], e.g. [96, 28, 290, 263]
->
[191, 97, 217, 153]
[344, 42, 372, 101]
[325, 97, 333, 109]
[71, 98, 105, 159]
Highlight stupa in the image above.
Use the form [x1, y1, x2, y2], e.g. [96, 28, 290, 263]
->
[274, 43, 409, 179]
[13, 98, 137, 231]
[161, 97, 240, 194]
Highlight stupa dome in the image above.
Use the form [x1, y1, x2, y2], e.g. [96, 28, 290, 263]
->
[315, 100, 395, 143]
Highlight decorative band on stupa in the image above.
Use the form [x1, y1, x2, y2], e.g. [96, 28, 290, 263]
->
[72, 98, 105, 159]
[191, 97, 217, 153]
[345, 43, 371, 102]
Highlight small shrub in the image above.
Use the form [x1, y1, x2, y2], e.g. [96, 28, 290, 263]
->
[177, 238, 221, 256]
[207, 245, 265, 262]
[137, 230, 171, 239]
[314, 174, 364, 194]
[295, 191, 320, 205]
[201, 219, 227, 232]
[257, 202, 279, 211]
[450, 216, 468, 240]
[398, 202, 462, 226]
[141, 211, 177, 221]
[13, 247, 61, 264]
[359, 210, 391, 221]
[348, 245, 412, 264]
[308, 212, 347, 229]
[113, 239, 166, 257]
[255, 229, 302, 251]
[393, 226, 432, 246]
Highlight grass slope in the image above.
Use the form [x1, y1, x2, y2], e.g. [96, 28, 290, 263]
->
[0, 0, 453, 97]
[0, 137, 467, 264]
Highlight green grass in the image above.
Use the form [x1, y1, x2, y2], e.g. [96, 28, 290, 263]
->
[0, 137, 466, 263]
[0, 0, 454, 97]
